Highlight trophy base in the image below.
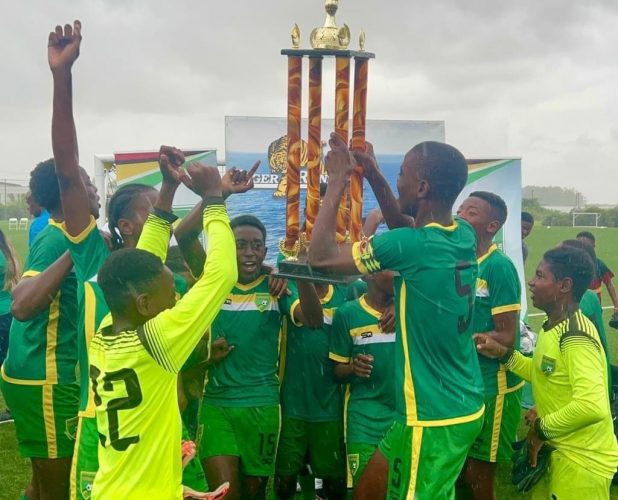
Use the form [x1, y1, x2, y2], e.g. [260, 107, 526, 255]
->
[275, 259, 360, 285]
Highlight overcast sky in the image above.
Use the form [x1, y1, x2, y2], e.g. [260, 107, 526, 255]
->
[2, 0, 617, 203]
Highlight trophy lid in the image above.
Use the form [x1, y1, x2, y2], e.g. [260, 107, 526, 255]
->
[310, 0, 351, 50]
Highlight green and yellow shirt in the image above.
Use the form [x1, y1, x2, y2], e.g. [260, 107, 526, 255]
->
[2, 222, 78, 385]
[330, 295, 396, 445]
[351, 218, 484, 426]
[205, 274, 297, 407]
[280, 284, 346, 422]
[473, 244, 522, 396]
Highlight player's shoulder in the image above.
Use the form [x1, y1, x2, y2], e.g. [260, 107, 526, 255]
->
[334, 296, 362, 317]
[558, 311, 602, 351]
[486, 247, 517, 270]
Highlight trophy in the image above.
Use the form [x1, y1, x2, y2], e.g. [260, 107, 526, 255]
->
[277, 0, 374, 283]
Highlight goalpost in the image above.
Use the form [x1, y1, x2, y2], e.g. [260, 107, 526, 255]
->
[572, 212, 600, 228]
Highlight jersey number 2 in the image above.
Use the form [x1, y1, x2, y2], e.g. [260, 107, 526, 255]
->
[455, 261, 474, 334]
[90, 366, 143, 451]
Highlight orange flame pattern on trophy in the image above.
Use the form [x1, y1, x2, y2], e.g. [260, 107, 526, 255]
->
[285, 55, 303, 251]
[334, 56, 351, 244]
[350, 57, 369, 242]
[305, 57, 324, 241]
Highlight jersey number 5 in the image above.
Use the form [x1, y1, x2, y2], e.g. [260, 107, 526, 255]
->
[90, 366, 143, 451]
[455, 261, 474, 334]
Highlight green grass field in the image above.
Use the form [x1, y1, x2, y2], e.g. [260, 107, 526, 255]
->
[0, 222, 617, 499]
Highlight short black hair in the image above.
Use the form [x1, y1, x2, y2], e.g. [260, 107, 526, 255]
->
[230, 215, 267, 242]
[543, 246, 594, 302]
[469, 191, 507, 226]
[521, 212, 534, 224]
[561, 239, 597, 280]
[29, 158, 61, 212]
[411, 141, 468, 206]
[107, 184, 156, 250]
[576, 231, 595, 242]
[98, 248, 163, 315]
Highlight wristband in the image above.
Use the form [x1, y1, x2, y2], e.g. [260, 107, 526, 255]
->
[202, 196, 225, 207]
[498, 348, 514, 364]
[153, 207, 178, 224]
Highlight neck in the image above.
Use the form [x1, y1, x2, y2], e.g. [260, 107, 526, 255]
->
[365, 290, 392, 312]
[477, 236, 494, 257]
[49, 209, 64, 222]
[316, 284, 330, 299]
[414, 203, 453, 228]
[238, 273, 261, 285]
[110, 314, 143, 334]
[544, 300, 578, 329]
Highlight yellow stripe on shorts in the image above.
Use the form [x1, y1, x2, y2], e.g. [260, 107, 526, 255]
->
[43, 385, 58, 458]
[408, 426, 423, 497]
[69, 417, 84, 500]
[490, 394, 505, 462]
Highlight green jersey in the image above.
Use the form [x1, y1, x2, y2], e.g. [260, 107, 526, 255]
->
[505, 311, 618, 479]
[352, 218, 484, 426]
[330, 295, 396, 445]
[473, 245, 522, 396]
[205, 273, 296, 407]
[580, 289, 611, 391]
[280, 284, 346, 422]
[0, 250, 12, 315]
[2, 222, 78, 384]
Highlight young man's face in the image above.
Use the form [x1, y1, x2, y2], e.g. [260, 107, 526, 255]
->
[370, 270, 395, 298]
[528, 259, 563, 312]
[234, 225, 266, 284]
[521, 220, 533, 240]
[119, 190, 158, 246]
[79, 168, 101, 219]
[396, 151, 422, 218]
[457, 196, 496, 239]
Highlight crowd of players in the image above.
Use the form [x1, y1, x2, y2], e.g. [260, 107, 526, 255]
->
[1, 19, 618, 500]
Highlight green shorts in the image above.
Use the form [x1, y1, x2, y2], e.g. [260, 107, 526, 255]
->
[532, 451, 612, 500]
[468, 390, 521, 463]
[0, 379, 79, 459]
[346, 442, 377, 488]
[275, 417, 346, 478]
[70, 416, 99, 500]
[182, 422, 208, 492]
[378, 417, 483, 500]
[199, 403, 280, 477]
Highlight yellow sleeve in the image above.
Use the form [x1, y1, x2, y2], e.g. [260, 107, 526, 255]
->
[136, 213, 172, 263]
[140, 204, 237, 373]
[538, 332, 607, 440]
[504, 350, 533, 382]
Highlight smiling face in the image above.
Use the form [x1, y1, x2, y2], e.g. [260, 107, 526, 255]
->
[233, 225, 267, 284]
[457, 196, 498, 240]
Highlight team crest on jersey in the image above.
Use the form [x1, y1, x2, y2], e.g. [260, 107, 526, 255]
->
[541, 355, 556, 375]
[80, 471, 96, 499]
[255, 293, 271, 312]
[348, 453, 360, 476]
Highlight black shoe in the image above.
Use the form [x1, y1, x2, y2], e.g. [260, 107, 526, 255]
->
[0, 409, 13, 424]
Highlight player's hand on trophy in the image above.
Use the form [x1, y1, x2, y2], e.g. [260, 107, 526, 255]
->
[48, 20, 82, 72]
[222, 161, 260, 198]
[352, 141, 379, 175]
[159, 145, 190, 188]
[325, 132, 355, 181]
[185, 162, 223, 199]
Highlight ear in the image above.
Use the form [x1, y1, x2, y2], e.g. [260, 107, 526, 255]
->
[487, 220, 500, 235]
[135, 293, 151, 317]
[559, 277, 573, 296]
[117, 217, 135, 238]
[417, 179, 430, 199]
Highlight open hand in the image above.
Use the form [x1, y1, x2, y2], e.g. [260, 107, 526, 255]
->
[324, 132, 355, 180]
[222, 161, 260, 197]
[48, 20, 82, 72]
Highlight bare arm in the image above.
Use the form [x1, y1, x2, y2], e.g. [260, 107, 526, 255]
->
[482, 311, 519, 348]
[353, 144, 414, 229]
[11, 252, 73, 321]
[49, 21, 91, 236]
[308, 133, 361, 275]
[292, 282, 323, 329]
[604, 279, 618, 311]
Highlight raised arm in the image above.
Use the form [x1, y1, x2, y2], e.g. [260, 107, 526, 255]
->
[140, 164, 238, 372]
[353, 144, 414, 230]
[308, 133, 360, 274]
[49, 20, 92, 236]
